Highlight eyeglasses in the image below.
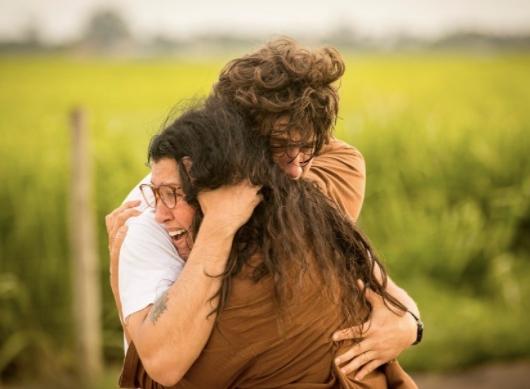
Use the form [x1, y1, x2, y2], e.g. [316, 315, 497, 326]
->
[269, 140, 316, 166]
[139, 183, 185, 209]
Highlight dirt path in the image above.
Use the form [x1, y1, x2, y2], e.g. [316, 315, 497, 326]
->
[411, 360, 530, 389]
[3, 361, 530, 388]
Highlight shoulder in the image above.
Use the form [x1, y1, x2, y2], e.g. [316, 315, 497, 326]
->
[119, 210, 183, 319]
[308, 138, 365, 180]
[123, 210, 179, 260]
[305, 138, 366, 222]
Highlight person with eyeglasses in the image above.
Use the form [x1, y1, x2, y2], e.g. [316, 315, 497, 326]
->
[116, 97, 416, 388]
[106, 38, 421, 387]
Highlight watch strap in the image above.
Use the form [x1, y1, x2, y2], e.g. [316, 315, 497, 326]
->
[407, 310, 424, 345]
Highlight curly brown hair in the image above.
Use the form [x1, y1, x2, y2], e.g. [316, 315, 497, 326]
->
[213, 37, 345, 152]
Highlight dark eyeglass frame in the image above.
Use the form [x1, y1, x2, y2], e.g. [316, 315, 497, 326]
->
[139, 183, 184, 209]
[269, 141, 317, 167]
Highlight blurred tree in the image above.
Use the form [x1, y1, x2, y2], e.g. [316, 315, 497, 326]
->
[82, 9, 131, 51]
[21, 23, 42, 48]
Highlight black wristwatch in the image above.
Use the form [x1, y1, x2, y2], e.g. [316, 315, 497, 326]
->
[407, 310, 424, 345]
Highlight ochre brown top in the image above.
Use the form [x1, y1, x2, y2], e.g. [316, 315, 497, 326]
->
[119, 140, 417, 389]
[306, 139, 366, 223]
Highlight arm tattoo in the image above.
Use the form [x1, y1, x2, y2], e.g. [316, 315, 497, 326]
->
[149, 290, 169, 324]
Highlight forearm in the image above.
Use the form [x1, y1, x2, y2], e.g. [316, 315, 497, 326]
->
[110, 274, 132, 344]
[125, 218, 235, 386]
[372, 261, 419, 346]
[385, 276, 419, 347]
[110, 275, 122, 320]
[386, 277, 420, 318]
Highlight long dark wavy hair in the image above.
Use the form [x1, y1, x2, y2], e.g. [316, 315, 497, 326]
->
[213, 37, 345, 153]
[148, 97, 406, 329]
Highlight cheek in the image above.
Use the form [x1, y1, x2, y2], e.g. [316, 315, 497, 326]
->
[171, 203, 196, 227]
[182, 204, 196, 227]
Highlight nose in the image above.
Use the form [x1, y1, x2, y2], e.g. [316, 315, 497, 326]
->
[154, 201, 173, 224]
[281, 150, 304, 179]
[283, 163, 303, 179]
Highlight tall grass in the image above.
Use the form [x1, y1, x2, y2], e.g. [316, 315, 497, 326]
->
[1, 53, 529, 382]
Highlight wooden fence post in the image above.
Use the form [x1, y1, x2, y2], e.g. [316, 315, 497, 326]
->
[69, 107, 103, 383]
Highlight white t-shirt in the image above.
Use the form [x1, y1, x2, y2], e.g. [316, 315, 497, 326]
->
[119, 174, 184, 322]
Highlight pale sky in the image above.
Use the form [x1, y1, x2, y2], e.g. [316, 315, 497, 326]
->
[1, 0, 529, 43]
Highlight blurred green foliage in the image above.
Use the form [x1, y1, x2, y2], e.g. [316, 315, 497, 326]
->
[0, 53, 529, 383]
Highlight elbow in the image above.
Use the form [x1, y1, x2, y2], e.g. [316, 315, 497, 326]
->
[152, 371, 185, 387]
[129, 316, 199, 386]
[141, 351, 188, 386]
[143, 358, 186, 387]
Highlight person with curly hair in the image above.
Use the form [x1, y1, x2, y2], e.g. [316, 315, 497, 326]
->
[106, 38, 420, 387]
[116, 97, 416, 388]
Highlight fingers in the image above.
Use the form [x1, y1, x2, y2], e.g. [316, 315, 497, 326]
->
[356, 279, 365, 290]
[198, 181, 262, 231]
[105, 200, 141, 234]
[338, 350, 378, 376]
[242, 178, 262, 190]
[238, 180, 263, 206]
[122, 199, 142, 209]
[354, 359, 384, 381]
[335, 340, 370, 365]
[356, 278, 381, 303]
[333, 326, 360, 341]
[105, 201, 140, 237]
[110, 225, 128, 274]
[333, 320, 373, 341]
[105, 200, 141, 247]
[254, 191, 264, 206]
[111, 225, 128, 258]
[109, 208, 141, 245]
[106, 200, 140, 224]
[363, 286, 383, 306]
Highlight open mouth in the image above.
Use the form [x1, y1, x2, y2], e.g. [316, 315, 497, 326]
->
[168, 229, 188, 243]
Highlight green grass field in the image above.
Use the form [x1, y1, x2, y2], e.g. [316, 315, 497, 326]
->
[1, 52, 530, 384]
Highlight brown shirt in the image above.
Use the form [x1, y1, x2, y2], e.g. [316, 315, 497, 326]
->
[306, 139, 366, 223]
[119, 140, 417, 389]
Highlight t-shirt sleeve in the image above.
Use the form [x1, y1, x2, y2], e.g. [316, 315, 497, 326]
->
[305, 138, 366, 222]
[119, 209, 184, 321]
